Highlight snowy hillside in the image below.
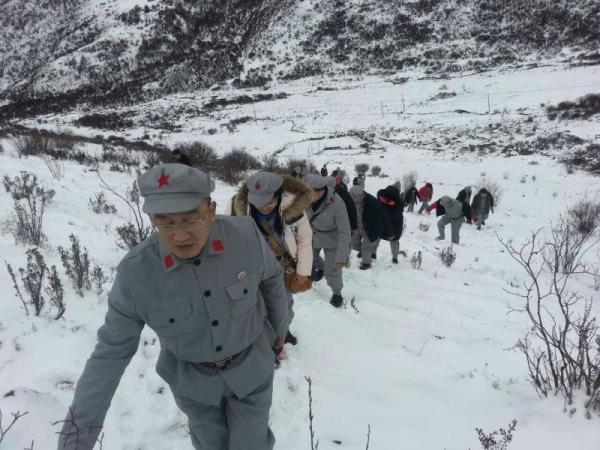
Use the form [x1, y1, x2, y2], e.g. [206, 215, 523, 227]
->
[1, 0, 599, 113]
[0, 62, 599, 449]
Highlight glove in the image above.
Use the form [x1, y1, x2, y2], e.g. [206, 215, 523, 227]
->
[288, 274, 313, 294]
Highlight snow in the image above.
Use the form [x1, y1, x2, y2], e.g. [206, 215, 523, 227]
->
[1, 64, 600, 449]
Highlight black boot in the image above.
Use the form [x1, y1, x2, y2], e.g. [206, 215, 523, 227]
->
[392, 257, 398, 264]
[359, 263, 372, 270]
[285, 331, 298, 346]
[357, 251, 362, 258]
[330, 294, 343, 308]
[311, 268, 324, 282]
[371, 253, 377, 260]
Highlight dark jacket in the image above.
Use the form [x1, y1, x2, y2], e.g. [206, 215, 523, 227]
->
[471, 189, 494, 215]
[377, 185, 404, 241]
[334, 182, 358, 232]
[456, 187, 472, 204]
[359, 192, 393, 242]
[404, 186, 418, 204]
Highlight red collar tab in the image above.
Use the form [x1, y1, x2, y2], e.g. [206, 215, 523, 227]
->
[158, 173, 170, 189]
[164, 255, 174, 268]
[212, 240, 224, 252]
[255, 182, 262, 190]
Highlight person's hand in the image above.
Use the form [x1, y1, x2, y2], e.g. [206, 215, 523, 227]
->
[336, 262, 346, 271]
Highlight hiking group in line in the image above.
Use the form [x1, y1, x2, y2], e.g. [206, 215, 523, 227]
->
[58, 158, 494, 450]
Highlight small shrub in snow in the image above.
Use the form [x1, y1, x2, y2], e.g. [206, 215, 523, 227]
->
[476, 419, 517, 450]
[88, 192, 117, 214]
[370, 165, 382, 176]
[567, 199, 600, 236]
[58, 234, 91, 297]
[174, 141, 218, 169]
[116, 222, 149, 250]
[438, 245, 456, 268]
[5, 248, 65, 319]
[418, 222, 429, 232]
[261, 153, 281, 172]
[3, 172, 55, 247]
[101, 145, 140, 172]
[43, 154, 65, 179]
[0, 409, 30, 444]
[402, 171, 417, 189]
[355, 163, 369, 175]
[215, 148, 260, 185]
[91, 266, 109, 295]
[143, 151, 164, 169]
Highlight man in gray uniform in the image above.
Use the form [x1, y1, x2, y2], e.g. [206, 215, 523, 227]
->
[57, 164, 288, 450]
[427, 195, 465, 244]
[303, 174, 351, 308]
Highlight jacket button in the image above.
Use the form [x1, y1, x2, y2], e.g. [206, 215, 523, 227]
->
[204, 290, 211, 297]
[215, 346, 222, 352]
[168, 318, 175, 324]
[212, 320, 219, 327]
[243, 288, 248, 294]
[193, 259, 200, 266]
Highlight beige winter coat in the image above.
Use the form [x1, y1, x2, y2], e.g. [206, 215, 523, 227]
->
[231, 176, 314, 277]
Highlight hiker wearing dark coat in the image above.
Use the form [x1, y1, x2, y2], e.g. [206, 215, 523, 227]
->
[330, 178, 358, 235]
[349, 184, 393, 270]
[456, 186, 473, 223]
[377, 183, 405, 264]
[404, 185, 418, 213]
[417, 182, 433, 214]
[427, 196, 464, 244]
[471, 188, 495, 230]
[320, 165, 328, 177]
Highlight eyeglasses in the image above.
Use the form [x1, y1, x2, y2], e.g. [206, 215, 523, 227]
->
[154, 218, 207, 235]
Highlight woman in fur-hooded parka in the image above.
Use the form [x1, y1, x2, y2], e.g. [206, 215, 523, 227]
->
[231, 175, 314, 277]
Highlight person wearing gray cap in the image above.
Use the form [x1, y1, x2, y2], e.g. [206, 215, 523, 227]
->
[57, 163, 289, 450]
[230, 171, 313, 352]
[303, 173, 351, 307]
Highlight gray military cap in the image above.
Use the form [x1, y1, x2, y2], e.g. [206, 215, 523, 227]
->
[302, 174, 329, 190]
[246, 172, 283, 207]
[138, 163, 215, 214]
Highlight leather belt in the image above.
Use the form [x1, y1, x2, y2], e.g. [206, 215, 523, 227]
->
[197, 349, 244, 370]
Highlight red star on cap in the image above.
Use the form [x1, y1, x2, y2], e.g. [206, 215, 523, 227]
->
[212, 240, 224, 252]
[158, 173, 170, 189]
[255, 182, 262, 190]
[164, 255, 174, 268]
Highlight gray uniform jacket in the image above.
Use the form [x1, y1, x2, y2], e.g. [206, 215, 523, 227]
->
[439, 196, 463, 219]
[306, 186, 352, 263]
[58, 216, 288, 449]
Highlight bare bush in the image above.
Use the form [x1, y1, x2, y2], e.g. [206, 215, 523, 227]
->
[102, 145, 140, 173]
[88, 192, 117, 214]
[500, 225, 600, 415]
[402, 171, 417, 189]
[3, 172, 55, 246]
[355, 163, 369, 175]
[58, 234, 91, 297]
[370, 165, 382, 176]
[438, 245, 456, 268]
[0, 409, 29, 444]
[215, 148, 260, 185]
[476, 179, 503, 207]
[418, 222, 429, 232]
[476, 419, 517, 450]
[567, 199, 600, 236]
[174, 141, 218, 168]
[261, 152, 281, 172]
[5, 248, 65, 319]
[97, 172, 152, 250]
[43, 155, 65, 179]
[91, 266, 109, 295]
[143, 151, 165, 169]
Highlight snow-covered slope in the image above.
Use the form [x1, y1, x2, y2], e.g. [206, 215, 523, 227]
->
[0, 64, 599, 449]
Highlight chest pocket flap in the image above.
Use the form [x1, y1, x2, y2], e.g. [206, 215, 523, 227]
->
[226, 273, 258, 317]
[147, 300, 193, 330]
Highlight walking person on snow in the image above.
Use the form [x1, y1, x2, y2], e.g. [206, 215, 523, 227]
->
[417, 182, 433, 214]
[231, 172, 313, 351]
[404, 183, 419, 213]
[456, 186, 473, 224]
[427, 195, 465, 244]
[349, 184, 393, 270]
[303, 174, 351, 308]
[471, 188, 495, 230]
[377, 182, 405, 264]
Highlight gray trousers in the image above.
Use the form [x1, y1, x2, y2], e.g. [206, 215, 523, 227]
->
[285, 287, 294, 326]
[437, 215, 464, 244]
[351, 231, 380, 264]
[389, 239, 400, 258]
[473, 209, 489, 225]
[407, 201, 416, 213]
[174, 371, 275, 450]
[313, 247, 343, 295]
[418, 200, 430, 214]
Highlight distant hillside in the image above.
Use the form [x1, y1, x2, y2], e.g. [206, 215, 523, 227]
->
[1, 0, 599, 116]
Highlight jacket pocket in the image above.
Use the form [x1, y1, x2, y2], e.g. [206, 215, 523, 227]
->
[147, 299, 193, 338]
[226, 273, 258, 317]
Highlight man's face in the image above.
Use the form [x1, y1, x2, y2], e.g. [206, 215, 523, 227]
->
[151, 201, 216, 259]
[257, 196, 278, 215]
[311, 188, 326, 202]
[352, 193, 365, 204]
